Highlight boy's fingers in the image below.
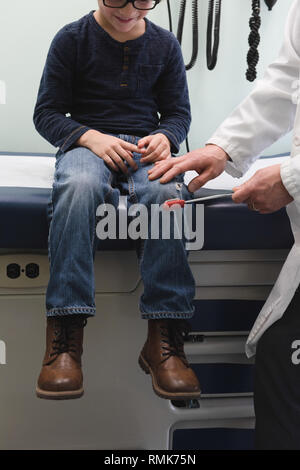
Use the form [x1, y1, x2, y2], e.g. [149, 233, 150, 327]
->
[117, 146, 138, 170]
[101, 155, 119, 172]
[109, 149, 128, 174]
[123, 141, 140, 153]
[125, 152, 138, 170]
[141, 143, 164, 162]
[138, 136, 151, 148]
[140, 142, 157, 158]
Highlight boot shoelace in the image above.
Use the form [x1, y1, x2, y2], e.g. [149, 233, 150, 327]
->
[160, 320, 191, 366]
[50, 316, 87, 357]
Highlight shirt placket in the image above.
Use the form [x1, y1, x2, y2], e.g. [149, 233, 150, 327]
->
[120, 45, 130, 89]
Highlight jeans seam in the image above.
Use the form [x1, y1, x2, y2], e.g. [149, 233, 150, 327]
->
[93, 170, 114, 256]
[105, 171, 114, 201]
[47, 174, 58, 266]
[127, 142, 146, 266]
[47, 306, 96, 312]
[141, 311, 194, 319]
[141, 309, 195, 314]
[120, 134, 146, 266]
[47, 306, 96, 310]
[47, 199, 53, 265]
[48, 153, 65, 264]
[46, 307, 96, 317]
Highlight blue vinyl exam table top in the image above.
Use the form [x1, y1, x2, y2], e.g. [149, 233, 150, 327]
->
[0, 153, 293, 251]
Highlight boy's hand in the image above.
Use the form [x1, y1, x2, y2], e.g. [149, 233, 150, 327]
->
[77, 130, 139, 173]
[137, 133, 172, 164]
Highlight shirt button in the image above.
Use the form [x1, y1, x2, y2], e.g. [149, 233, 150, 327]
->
[124, 46, 130, 52]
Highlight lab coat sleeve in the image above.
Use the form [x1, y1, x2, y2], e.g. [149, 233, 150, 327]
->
[281, 155, 300, 206]
[206, 0, 300, 178]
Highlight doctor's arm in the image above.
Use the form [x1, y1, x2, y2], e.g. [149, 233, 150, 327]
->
[149, 0, 300, 201]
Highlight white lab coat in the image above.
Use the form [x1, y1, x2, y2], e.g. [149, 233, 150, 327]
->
[207, 0, 300, 358]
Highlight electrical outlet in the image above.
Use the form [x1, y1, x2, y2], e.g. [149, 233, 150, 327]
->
[0, 254, 49, 290]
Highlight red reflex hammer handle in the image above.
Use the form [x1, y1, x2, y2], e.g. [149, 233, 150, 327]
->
[164, 199, 185, 208]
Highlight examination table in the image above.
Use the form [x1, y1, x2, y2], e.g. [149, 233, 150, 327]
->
[0, 152, 293, 450]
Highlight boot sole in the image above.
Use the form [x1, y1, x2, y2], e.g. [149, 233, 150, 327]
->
[138, 354, 201, 400]
[36, 386, 84, 400]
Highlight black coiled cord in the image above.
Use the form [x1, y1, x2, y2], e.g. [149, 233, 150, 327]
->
[176, 0, 199, 71]
[246, 0, 261, 82]
[206, 0, 222, 70]
[166, 0, 173, 33]
[176, 0, 186, 46]
[178, 0, 198, 151]
[166, 0, 199, 152]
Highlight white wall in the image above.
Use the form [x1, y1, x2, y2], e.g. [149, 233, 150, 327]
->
[0, 0, 295, 155]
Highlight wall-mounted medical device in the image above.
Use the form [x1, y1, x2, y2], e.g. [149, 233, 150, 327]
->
[264, 0, 278, 10]
[206, 0, 222, 71]
[166, 0, 278, 81]
[246, 0, 278, 81]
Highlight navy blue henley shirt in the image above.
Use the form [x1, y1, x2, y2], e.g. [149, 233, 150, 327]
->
[33, 10, 191, 155]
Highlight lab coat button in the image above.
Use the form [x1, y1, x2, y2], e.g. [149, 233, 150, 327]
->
[294, 135, 300, 146]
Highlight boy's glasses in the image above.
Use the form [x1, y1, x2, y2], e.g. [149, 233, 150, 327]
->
[103, 0, 160, 10]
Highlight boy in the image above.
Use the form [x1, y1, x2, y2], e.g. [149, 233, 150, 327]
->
[33, 0, 200, 400]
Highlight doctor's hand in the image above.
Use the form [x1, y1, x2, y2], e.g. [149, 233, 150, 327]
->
[232, 164, 294, 214]
[137, 133, 171, 163]
[148, 144, 230, 192]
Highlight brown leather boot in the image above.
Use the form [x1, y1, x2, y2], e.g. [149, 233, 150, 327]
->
[36, 315, 87, 400]
[138, 319, 201, 400]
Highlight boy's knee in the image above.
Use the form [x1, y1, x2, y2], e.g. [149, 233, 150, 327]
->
[145, 179, 184, 206]
[56, 147, 111, 196]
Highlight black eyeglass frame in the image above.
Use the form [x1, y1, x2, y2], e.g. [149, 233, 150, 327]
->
[102, 0, 161, 11]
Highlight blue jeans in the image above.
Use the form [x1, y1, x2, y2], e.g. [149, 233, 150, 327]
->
[46, 134, 195, 319]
